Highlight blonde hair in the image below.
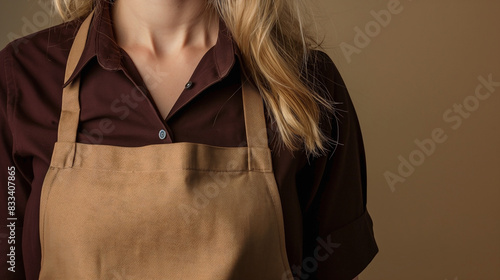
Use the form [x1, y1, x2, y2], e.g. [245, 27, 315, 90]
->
[53, 0, 335, 156]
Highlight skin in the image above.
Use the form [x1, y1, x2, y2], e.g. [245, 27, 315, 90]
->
[112, 1, 361, 279]
[112, 0, 219, 118]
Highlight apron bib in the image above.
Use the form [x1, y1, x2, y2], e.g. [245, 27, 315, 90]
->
[39, 11, 292, 280]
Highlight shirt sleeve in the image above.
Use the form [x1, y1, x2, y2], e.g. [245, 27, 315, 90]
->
[298, 51, 378, 280]
[0, 44, 29, 280]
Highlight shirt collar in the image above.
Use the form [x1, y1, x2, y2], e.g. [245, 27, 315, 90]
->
[64, 0, 238, 87]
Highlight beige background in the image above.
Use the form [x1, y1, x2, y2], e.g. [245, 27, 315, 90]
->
[1, 0, 499, 279]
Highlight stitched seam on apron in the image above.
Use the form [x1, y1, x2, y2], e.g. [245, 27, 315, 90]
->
[50, 167, 273, 173]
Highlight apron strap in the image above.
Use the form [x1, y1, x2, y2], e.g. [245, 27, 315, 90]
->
[241, 78, 269, 149]
[57, 10, 269, 150]
[58, 11, 95, 143]
[64, 11, 95, 84]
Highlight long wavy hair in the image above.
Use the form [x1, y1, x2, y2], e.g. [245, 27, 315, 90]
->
[53, 0, 335, 156]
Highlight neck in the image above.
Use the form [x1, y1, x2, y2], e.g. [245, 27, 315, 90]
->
[111, 0, 219, 57]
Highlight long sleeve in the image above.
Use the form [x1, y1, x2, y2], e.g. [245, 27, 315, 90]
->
[298, 51, 378, 280]
[0, 44, 29, 280]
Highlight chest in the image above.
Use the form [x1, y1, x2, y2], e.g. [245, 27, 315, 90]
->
[126, 49, 209, 119]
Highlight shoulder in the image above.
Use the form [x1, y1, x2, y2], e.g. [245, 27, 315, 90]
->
[0, 20, 82, 101]
[2, 18, 81, 54]
[0, 19, 81, 79]
[0, 19, 84, 122]
[306, 49, 349, 103]
[304, 50, 362, 154]
[308, 49, 340, 77]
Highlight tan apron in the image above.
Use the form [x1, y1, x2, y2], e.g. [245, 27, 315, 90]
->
[39, 11, 293, 280]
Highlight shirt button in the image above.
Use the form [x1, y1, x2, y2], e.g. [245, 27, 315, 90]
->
[158, 129, 167, 140]
[185, 81, 193, 89]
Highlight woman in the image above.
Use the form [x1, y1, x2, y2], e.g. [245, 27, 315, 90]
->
[0, 0, 377, 279]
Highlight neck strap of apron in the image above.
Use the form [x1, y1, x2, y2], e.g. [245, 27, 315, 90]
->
[58, 11, 94, 145]
[58, 10, 269, 149]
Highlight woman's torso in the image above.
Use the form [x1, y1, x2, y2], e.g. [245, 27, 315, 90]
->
[0, 5, 313, 279]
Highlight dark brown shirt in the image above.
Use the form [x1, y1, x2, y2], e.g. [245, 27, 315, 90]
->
[0, 2, 377, 279]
